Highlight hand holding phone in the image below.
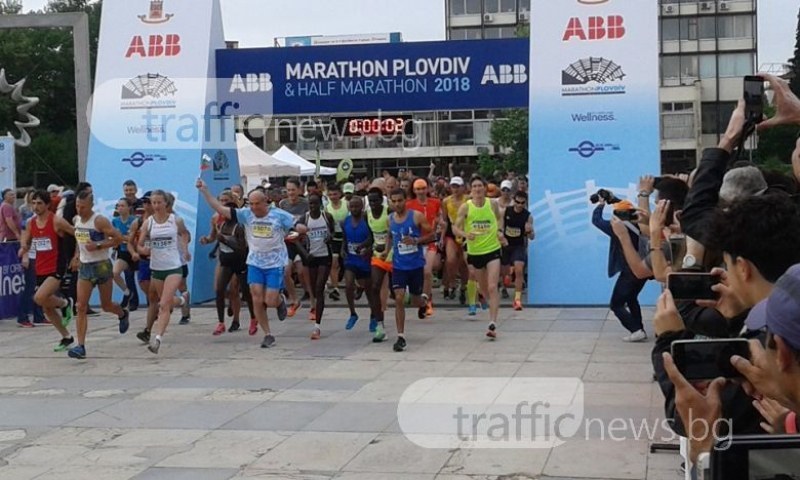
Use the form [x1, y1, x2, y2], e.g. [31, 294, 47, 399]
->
[667, 272, 721, 301]
[671, 338, 751, 380]
[744, 75, 765, 124]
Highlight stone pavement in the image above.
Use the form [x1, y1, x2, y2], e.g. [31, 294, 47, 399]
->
[0, 304, 684, 480]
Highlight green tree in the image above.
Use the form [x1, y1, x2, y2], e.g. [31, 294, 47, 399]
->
[0, 0, 101, 188]
[478, 109, 529, 178]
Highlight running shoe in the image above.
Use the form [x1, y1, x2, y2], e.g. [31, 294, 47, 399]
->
[468, 305, 478, 316]
[486, 323, 497, 339]
[86, 308, 100, 317]
[248, 318, 258, 336]
[368, 317, 378, 333]
[54, 336, 74, 353]
[226, 304, 233, 317]
[425, 300, 434, 318]
[229, 321, 241, 332]
[67, 344, 86, 359]
[309, 308, 316, 323]
[287, 302, 300, 318]
[179, 316, 190, 325]
[479, 295, 489, 311]
[346, 314, 359, 330]
[118, 309, 130, 334]
[17, 321, 34, 328]
[329, 289, 340, 301]
[443, 288, 451, 300]
[310, 328, 321, 340]
[501, 288, 509, 299]
[148, 337, 161, 354]
[449, 289, 457, 301]
[261, 334, 276, 348]
[372, 324, 386, 343]
[513, 299, 523, 311]
[61, 298, 73, 328]
[136, 329, 150, 344]
[213, 323, 226, 336]
[418, 295, 429, 320]
[120, 291, 131, 310]
[459, 288, 467, 305]
[393, 336, 407, 352]
[277, 295, 288, 321]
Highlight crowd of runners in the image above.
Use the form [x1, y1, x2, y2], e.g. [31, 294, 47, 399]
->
[10, 170, 533, 358]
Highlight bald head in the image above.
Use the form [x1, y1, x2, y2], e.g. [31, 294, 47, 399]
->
[248, 189, 269, 216]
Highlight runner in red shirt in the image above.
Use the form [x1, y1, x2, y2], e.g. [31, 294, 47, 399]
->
[406, 178, 443, 317]
[18, 190, 76, 352]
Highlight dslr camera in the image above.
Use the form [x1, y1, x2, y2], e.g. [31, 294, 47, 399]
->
[589, 189, 621, 205]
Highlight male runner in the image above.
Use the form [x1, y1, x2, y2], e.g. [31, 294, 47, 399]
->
[502, 191, 534, 311]
[325, 183, 347, 301]
[367, 187, 392, 343]
[279, 178, 310, 316]
[121, 180, 142, 310]
[18, 190, 76, 351]
[341, 196, 373, 331]
[386, 188, 434, 352]
[406, 178, 442, 317]
[68, 191, 130, 359]
[454, 176, 506, 339]
[198, 179, 305, 348]
[442, 177, 469, 304]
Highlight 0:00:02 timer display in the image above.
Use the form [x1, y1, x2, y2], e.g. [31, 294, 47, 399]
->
[333, 115, 414, 137]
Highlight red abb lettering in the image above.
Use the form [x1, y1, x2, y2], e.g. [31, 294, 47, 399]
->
[563, 16, 625, 41]
[125, 34, 181, 58]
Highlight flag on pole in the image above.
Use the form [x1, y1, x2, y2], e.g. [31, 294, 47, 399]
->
[336, 158, 353, 183]
[315, 141, 321, 179]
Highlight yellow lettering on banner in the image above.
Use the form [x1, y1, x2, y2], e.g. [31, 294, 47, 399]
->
[75, 229, 91, 244]
[252, 224, 273, 239]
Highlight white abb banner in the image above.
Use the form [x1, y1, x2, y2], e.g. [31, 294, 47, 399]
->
[527, 0, 660, 305]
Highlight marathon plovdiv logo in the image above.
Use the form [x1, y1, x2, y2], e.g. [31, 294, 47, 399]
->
[138, 0, 173, 24]
[120, 74, 177, 110]
[122, 152, 168, 168]
[210, 150, 230, 181]
[561, 57, 626, 97]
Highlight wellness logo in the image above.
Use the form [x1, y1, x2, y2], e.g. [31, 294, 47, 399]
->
[120, 74, 177, 110]
[122, 152, 168, 168]
[561, 57, 626, 97]
[568, 140, 621, 159]
[571, 111, 616, 123]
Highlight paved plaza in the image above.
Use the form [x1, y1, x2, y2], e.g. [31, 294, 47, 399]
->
[0, 304, 684, 480]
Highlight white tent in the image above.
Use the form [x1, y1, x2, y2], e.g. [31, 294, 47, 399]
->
[237, 134, 301, 179]
[272, 145, 337, 176]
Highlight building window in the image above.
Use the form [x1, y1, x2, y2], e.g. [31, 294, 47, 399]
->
[466, 0, 482, 14]
[451, 27, 482, 40]
[680, 55, 698, 78]
[701, 101, 737, 135]
[662, 18, 679, 41]
[698, 16, 716, 39]
[718, 15, 754, 39]
[661, 150, 698, 174]
[500, 0, 516, 12]
[661, 56, 679, 81]
[449, 0, 465, 15]
[680, 17, 698, 40]
[661, 102, 695, 140]
[699, 54, 717, 78]
[519, 0, 530, 12]
[484, 26, 517, 38]
[718, 53, 753, 77]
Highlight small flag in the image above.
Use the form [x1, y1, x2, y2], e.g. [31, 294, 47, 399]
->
[315, 141, 321, 179]
[337, 158, 353, 183]
[200, 153, 212, 172]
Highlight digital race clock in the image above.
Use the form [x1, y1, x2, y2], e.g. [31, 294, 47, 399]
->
[332, 115, 414, 137]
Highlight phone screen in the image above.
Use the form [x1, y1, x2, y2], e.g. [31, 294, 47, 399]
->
[667, 273, 720, 301]
[744, 75, 764, 123]
[668, 236, 687, 271]
[671, 339, 751, 380]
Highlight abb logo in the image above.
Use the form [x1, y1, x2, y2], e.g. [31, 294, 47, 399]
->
[126, 34, 181, 58]
[563, 16, 625, 41]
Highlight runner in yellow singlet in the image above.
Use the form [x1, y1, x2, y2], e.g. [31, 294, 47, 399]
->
[367, 188, 392, 343]
[453, 175, 507, 340]
[325, 183, 348, 301]
[441, 177, 470, 305]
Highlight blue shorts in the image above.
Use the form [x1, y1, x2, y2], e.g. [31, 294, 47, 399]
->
[138, 258, 151, 282]
[248, 265, 285, 291]
[392, 268, 424, 296]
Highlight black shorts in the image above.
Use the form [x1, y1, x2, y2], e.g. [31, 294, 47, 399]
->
[345, 265, 371, 280]
[181, 265, 189, 279]
[501, 245, 527, 266]
[330, 238, 343, 257]
[115, 250, 134, 266]
[307, 256, 332, 269]
[219, 253, 247, 274]
[36, 273, 62, 288]
[286, 243, 303, 263]
[467, 249, 502, 269]
[392, 268, 424, 296]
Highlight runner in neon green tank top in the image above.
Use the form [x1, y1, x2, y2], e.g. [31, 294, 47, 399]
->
[367, 188, 393, 343]
[454, 176, 507, 340]
[325, 184, 348, 301]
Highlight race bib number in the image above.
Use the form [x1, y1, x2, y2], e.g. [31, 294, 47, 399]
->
[252, 224, 273, 239]
[397, 241, 417, 255]
[374, 232, 388, 246]
[505, 227, 521, 238]
[32, 237, 53, 252]
[75, 229, 91, 244]
[471, 221, 492, 236]
[219, 243, 234, 254]
[150, 237, 173, 249]
[347, 242, 359, 255]
[309, 227, 327, 240]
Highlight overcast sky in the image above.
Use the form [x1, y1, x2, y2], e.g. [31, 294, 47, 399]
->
[19, 0, 798, 67]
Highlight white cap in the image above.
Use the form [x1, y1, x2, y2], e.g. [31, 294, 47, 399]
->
[450, 176, 464, 186]
[47, 184, 62, 193]
[500, 180, 513, 191]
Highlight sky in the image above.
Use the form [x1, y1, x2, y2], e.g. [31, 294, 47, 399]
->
[19, 0, 798, 67]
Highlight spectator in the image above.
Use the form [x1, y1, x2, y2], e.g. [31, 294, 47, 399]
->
[47, 184, 62, 214]
[0, 188, 20, 242]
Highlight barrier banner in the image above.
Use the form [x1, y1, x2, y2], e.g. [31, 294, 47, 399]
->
[0, 242, 23, 320]
[528, 0, 661, 305]
[0, 137, 14, 190]
[86, 0, 238, 302]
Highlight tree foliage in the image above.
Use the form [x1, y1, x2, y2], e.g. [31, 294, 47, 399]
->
[0, 0, 101, 188]
[479, 109, 529, 178]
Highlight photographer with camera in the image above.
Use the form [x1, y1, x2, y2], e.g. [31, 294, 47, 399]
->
[591, 190, 648, 342]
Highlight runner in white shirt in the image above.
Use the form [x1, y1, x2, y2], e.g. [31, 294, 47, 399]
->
[67, 191, 128, 360]
[137, 190, 191, 354]
[197, 179, 308, 348]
